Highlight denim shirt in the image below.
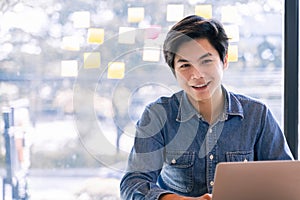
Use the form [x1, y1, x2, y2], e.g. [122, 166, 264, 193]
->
[120, 87, 294, 200]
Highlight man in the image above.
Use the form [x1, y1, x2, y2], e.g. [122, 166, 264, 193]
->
[120, 15, 293, 200]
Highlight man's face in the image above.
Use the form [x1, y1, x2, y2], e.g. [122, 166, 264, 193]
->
[174, 38, 228, 106]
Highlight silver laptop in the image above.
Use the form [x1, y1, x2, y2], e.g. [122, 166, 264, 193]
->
[212, 160, 300, 200]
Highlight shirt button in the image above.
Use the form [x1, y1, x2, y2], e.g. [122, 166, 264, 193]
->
[209, 154, 214, 160]
[171, 158, 176, 164]
[209, 128, 212, 133]
[210, 181, 214, 186]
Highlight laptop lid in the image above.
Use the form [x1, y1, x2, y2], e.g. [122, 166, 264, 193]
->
[212, 160, 300, 200]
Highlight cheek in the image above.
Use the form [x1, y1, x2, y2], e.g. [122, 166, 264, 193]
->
[209, 65, 224, 79]
[215, 67, 224, 79]
[175, 72, 189, 84]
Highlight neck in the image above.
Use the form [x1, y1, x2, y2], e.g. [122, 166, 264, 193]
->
[192, 89, 225, 124]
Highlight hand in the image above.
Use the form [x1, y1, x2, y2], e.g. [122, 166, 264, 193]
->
[159, 193, 212, 200]
[198, 193, 212, 200]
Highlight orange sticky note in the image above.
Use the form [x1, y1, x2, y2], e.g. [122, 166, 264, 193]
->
[195, 5, 212, 19]
[84, 52, 101, 68]
[87, 28, 104, 44]
[61, 60, 78, 77]
[107, 62, 125, 79]
[228, 45, 238, 62]
[167, 4, 184, 22]
[128, 7, 145, 23]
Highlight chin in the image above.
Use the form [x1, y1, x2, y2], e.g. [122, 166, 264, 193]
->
[192, 95, 212, 103]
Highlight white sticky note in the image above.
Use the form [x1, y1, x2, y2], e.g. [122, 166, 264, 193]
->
[62, 36, 80, 51]
[61, 60, 78, 77]
[143, 49, 160, 62]
[72, 11, 90, 28]
[224, 25, 240, 42]
[167, 4, 184, 22]
[221, 6, 238, 23]
[118, 27, 136, 44]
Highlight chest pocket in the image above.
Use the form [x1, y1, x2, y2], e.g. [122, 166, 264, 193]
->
[226, 150, 254, 162]
[161, 151, 195, 193]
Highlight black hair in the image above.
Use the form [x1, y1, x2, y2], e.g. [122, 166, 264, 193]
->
[163, 15, 229, 72]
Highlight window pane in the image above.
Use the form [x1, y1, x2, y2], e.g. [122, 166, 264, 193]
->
[0, 0, 284, 199]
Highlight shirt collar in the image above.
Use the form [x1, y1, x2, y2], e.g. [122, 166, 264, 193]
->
[176, 91, 199, 122]
[224, 87, 244, 118]
[176, 86, 244, 123]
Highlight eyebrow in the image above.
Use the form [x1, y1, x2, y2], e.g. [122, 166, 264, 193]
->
[199, 52, 213, 60]
[176, 52, 213, 63]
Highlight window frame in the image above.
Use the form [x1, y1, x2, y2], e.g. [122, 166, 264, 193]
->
[284, 0, 299, 159]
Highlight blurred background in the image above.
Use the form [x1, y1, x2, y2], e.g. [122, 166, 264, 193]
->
[0, 0, 285, 199]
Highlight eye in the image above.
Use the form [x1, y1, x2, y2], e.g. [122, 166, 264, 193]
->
[201, 59, 213, 65]
[180, 63, 191, 68]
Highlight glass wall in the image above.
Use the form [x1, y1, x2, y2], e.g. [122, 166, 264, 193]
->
[0, 0, 284, 199]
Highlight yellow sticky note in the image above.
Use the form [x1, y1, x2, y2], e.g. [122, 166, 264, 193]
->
[128, 7, 145, 23]
[221, 6, 238, 23]
[118, 27, 136, 44]
[87, 28, 104, 44]
[167, 4, 184, 22]
[72, 11, 90, 28]
[62, 36, 80, 51]
[224, 25, 239, 42]
[195, 5, 212, 19]
[84, 52, 101, 68]
[143, 49, 160, 62]
[61, 60, 78, 77]
[107, 62, 125, 79]
[228, 45, 238, 62]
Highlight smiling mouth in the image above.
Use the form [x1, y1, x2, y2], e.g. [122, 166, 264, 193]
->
[192, 82, 209, 89]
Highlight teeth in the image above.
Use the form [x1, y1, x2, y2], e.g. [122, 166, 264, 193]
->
[194, 83, 207, 87]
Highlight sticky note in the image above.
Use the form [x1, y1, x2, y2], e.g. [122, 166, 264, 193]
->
[62, 36, 80, 51]
[145, 25, 162, 40]
[224, 25, 240, 42]
[195, 4, 212, 19]
[128, 7, 145, 23]
[72, 11, 90, 28]
[167, 4, 184, 22]
[87, 28, 104, 44]
[118, 27, 136, 44]
[61, 60, 78, 77]
[84, 52, 100, 68]
[228, 45, 238, 62]
[221, 6, 238, 23]
[107, 62, 125, 79]
[143, 49, 160, 62]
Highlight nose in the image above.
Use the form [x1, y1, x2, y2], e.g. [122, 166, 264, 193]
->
[190, 65, 204, 79]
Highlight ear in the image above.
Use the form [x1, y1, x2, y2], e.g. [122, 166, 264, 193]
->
[223, 54, 229, 70]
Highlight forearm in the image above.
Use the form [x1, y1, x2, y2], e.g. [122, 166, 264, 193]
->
[120, 172, 169, 200]
[159, 194, 187, 200]
[159, 193, 212, 200]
